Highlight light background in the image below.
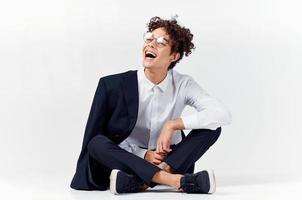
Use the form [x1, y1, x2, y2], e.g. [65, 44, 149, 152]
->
[0, 0, 301, 196]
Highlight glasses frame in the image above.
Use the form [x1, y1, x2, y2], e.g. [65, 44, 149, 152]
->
[143, 32, 170, 47]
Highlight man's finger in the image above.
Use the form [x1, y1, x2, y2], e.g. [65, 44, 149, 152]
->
[156, 142, 160, 153]
[166, 142, 171, 150]
[156, 152, 167, 160]
[159, 142, 164, 153]
[162, 142, 172, 153]
[153, 159, 162, 165]
[158, 151, 167, 156]
[154, 153, 164, 160]
[163, 147, 172, 153]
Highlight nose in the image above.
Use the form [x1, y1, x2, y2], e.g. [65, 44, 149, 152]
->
[147, 39, 156, 48]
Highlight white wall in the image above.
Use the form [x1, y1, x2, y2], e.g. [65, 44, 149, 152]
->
[0, 0, 301, 184]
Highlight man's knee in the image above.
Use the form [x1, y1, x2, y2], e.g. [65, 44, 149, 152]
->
[209, 127, 221, 145]
[87, 134, 113, 155]
[211, 127, 222, 139]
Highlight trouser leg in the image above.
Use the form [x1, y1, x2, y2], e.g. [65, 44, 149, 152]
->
[87, 134, 161, 186]
[164, 127, 221, 174]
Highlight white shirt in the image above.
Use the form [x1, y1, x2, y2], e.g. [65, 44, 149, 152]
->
[118, 68, 232, 158]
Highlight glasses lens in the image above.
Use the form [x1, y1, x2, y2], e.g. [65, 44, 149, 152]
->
[144, 32, 153, 42]
[156, 37, 167, 46]
[144, 32, 168, 47]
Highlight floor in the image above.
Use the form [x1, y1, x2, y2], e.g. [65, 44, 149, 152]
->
[1, 175, 301, 200]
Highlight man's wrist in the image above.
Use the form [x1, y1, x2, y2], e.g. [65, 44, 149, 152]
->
[144, 150, 149, 159]
[167, 118, 185, 130]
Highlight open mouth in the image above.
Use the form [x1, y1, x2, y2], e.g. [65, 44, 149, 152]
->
[145, 50, 157, 59]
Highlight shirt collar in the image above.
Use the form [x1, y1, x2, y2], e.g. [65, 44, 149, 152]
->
[137, 68, 171, 92]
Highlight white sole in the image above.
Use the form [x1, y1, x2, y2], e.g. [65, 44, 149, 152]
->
[110, 169, 119, 195]
[207, 169, 216, 194]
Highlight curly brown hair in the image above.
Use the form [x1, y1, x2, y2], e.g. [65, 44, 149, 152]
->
[146, 16, 195, 70]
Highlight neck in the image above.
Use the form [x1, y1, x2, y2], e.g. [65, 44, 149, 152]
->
[144, 67, 168, 85]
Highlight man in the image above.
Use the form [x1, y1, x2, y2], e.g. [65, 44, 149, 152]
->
[70, 16, 232, 194]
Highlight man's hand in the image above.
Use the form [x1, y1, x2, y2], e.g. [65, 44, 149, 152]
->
[156, 121, 175, 154]
[156, 119, 185, 154]
[144, 150, 167, 165]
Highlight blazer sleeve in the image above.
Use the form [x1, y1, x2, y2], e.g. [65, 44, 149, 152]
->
[79, 78, 109, 153]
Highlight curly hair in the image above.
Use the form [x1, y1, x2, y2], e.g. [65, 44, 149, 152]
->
[146, 16, 195, 70]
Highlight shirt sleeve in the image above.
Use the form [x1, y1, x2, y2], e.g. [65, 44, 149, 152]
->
[181, 77, 232, 130]
[118, 140, 148, 159]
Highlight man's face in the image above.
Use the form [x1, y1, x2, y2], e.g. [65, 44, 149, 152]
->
[142, 27, 179, 71]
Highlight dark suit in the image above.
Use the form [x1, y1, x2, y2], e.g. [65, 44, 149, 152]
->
[70, 70, 140, 190]
[70, 70, 222, 190]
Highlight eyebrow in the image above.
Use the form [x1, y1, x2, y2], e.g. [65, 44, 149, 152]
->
[163, 38, 169, 43]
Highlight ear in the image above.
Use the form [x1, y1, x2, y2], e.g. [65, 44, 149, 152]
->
[171, 52, 180, 62]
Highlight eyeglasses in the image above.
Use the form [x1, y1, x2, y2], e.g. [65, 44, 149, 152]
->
[143, 32, 170, 47]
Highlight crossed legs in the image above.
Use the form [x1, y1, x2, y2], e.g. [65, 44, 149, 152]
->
[87, 127, 221, 190]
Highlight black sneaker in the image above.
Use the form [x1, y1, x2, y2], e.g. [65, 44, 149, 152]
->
[109, 169, 146, 194]
[179, 169, 216, 194]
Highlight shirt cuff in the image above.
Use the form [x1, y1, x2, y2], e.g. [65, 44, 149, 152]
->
[134, 147, 148, 159]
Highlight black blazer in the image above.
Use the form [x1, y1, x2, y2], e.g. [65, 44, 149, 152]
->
[70, 70, 139, 190]
[70, 69, 187, 190]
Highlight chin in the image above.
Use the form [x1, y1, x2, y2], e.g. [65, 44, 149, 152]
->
[143, 61, 154, 68]
[144, 64, 152, 69]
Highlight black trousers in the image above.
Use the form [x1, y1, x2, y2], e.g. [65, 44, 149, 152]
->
[87, 127, 221, 187]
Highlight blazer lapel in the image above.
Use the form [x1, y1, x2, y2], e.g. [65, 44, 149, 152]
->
[121, 70, 139, 134]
